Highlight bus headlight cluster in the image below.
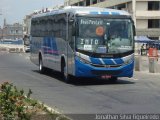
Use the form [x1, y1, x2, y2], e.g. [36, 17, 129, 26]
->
[124, 57, 134, 64]
[77, 56, 91, 64]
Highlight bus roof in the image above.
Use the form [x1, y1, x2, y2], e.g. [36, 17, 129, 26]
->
[32, 6, 131, 18]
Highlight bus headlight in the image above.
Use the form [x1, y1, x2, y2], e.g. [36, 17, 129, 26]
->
[124, 58, 134, 64]
[77, 56, 91, 64]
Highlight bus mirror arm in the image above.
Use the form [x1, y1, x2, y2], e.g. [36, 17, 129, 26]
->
[133, 25, 136, 36]
[131, 19, 136, 36]
[72, 23, 76, 36]
[72, 27, 76, 36]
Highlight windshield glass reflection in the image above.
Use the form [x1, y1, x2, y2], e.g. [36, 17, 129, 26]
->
[76, 18, 134, 54]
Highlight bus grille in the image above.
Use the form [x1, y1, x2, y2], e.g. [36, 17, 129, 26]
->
[91, 64, 122, 68]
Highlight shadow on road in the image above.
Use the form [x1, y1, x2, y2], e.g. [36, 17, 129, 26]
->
[32, 69, 135, 86]
[32, 69, 63, 80]
[70, 78, 135, 86]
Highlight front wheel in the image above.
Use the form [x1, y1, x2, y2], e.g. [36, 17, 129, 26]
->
[61, 62, 72, 83]
[39, 57, 46, 74]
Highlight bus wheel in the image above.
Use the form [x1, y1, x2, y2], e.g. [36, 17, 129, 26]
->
[109, 77, 118, 83]
[61, 62, 71, 84]
[39, 57, 46, 74]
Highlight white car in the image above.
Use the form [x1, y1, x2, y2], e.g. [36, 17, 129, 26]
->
[25, 46, 30, 52]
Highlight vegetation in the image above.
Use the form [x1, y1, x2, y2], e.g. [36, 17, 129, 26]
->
[0, 82, 70, 120]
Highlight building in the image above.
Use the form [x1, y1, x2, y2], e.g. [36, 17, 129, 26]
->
[0, 27, 3, 40]
[0, 19, 23, 40]
[23, 15, 32, 38]
[64, 0, 160, 40]
[23, 14, 33, 45]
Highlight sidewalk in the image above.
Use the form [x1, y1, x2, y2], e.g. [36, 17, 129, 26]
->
[135, 55, 160, 73]
[0, 44, 24, 53]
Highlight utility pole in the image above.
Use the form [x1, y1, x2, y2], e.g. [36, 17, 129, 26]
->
[2, 27, 3, 40]
[132, 0, 136, 27]
[14, 25, 16, 40]
[0, 12, 2, 40]
[0, 8, 2, 26]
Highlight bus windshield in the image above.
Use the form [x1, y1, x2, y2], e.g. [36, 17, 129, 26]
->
[76, 17, 134, 54]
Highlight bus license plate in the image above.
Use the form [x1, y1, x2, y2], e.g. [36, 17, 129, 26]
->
[101, 75, 112, 79]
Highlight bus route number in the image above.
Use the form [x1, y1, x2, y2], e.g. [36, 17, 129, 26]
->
[80, 38, 99, 45]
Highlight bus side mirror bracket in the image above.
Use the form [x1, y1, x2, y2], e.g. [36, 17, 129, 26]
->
[131, 19, 136, 36]
[133, 25, 136, 36]
[68, 18, 76, 36]
[71, 21, 76, 36]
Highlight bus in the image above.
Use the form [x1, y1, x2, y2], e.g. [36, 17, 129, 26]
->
[30, 6, 135, 83]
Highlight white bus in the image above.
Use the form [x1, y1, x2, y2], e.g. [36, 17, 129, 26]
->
[30, 6, 135, 83]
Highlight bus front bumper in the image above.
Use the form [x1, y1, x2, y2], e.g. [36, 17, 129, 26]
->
[74, 57, 134, 78]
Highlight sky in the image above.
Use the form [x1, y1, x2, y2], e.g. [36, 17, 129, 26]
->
[0, 0, 64, 27]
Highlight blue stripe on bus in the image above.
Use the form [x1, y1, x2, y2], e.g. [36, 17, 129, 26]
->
[75, 57, 134, 77]
[114, 58, 124, 64]
[102, 59, 115, 65]
[89, 11, 120, 15]
[90, 57, 121, 65]
[101, 12, 109, 15]
[43, 37, 59, 55]
[111, 12, 120, 15]
[90, 12, 99, 14]
[90, 57, 102, 64]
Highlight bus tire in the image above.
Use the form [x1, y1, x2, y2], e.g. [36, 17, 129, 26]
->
[109, 77, 118, 83]
[39, 56, 46, 74]
[61, 60, 72, 84]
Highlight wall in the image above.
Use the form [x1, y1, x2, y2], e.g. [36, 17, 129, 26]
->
[136, 19, 148, 29]
[136, 1, 147, 11]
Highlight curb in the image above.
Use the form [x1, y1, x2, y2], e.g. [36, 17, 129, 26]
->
[31, 98, 71, 120]
[38, 101, 72, 120]
[134, 71, 160, 75]
[24, 95, 71, 120]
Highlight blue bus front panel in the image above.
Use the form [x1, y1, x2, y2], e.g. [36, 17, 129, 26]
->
[74, 56, 134, 78]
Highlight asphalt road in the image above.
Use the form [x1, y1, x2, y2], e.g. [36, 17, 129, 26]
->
[0, 53, 160, 119]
